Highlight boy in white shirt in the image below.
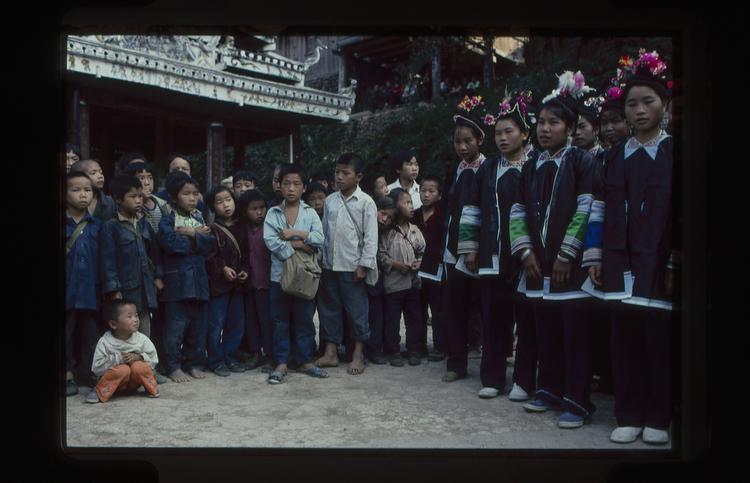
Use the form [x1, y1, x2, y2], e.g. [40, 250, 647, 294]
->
[316, 153, 378, 375]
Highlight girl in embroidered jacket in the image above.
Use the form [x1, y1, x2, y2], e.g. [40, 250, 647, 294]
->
[421, 96, 489, 384]
[457, 90, 539, 402]
[581, 50, 677, 445]
[508, 71, 597, 429]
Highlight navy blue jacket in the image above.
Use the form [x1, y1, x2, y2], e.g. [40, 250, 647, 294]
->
[66, 212, 101, 311]
[100, 213, 164, 312]
[157, 211, 215, 302]
[92, 188, 117, 222]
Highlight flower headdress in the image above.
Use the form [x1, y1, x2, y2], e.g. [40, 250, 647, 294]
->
[540, 70, 595, 125]
[454, 95, 486, 142]
[619, 49, 672, 100]
[483, 89, 535, 131]
[542, 71, 595, 105]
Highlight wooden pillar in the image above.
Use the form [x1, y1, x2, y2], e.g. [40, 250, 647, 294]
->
[68, 89, 78, 147]
[154, 116, 169, 176]
[99, 110, 115, 180]
[233, 131, 245, 173]
[206, 122, 225, 191]
[79, 98, 90, 159]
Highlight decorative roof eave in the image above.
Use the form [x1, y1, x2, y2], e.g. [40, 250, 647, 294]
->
[66, 35, 355, 122]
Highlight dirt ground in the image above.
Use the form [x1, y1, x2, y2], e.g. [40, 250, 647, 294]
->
[65, 316, 672, 450]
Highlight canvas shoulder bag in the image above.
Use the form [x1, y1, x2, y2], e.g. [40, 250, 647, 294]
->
[280, 212, 322, 300]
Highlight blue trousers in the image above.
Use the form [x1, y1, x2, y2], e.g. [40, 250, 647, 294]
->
[270, 282, 316, 365]
[365, 280, 386, 357]
[317, 270, 370, 345]
[207, 291, 245, 369]
[244, 288, 272, 358]
[163, 299, 209, 374]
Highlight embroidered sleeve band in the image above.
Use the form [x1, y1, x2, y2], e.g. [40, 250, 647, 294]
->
[457, 204, 481, 254]
[510, 202, 532, 255]
[559, 194, 593, 260]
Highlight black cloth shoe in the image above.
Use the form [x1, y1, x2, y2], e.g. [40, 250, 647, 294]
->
[228, 362, 246, 373]
[212, 364, 231, 377]
[427, 351, 445, 362]
[408, 352, 422, 366]
[66, 379, 78, 397]
[390, 353, 405, 367]
[368, 354, 388, 365]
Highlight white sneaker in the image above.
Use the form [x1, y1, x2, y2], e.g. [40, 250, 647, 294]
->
[610, 426, 643, 444]
[643, 427, 670, 445]
[478, 387, 500, 399]
[508, 383, 529, 401]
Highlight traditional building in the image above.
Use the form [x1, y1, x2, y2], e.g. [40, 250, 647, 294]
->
[65, 34, 356, 188]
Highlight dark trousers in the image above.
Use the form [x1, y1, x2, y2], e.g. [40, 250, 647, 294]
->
[365, 280, 386, 357]
[150, 304, 166, 372]
[512, 299, 538, 396]
[534, 300, 595, 417]
[591, 303, 613, 393]
[421, 279, 445, 353]
[163, 299, 209, 374]
[477, 277, 515, 390]
[383, 287, 425, 355]
[611, 307, 673, 429]
[444, 265, 481, 377]
[244, 288, 272, 359]
[65, 309, 99, 383]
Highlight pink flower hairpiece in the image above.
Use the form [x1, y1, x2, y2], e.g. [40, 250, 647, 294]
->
[542, 71, 594, 104]
[458, 95, 484, 112]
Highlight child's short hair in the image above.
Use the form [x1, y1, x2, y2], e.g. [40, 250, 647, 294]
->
[66, 143, 81, 158]
[389, 147, 417, 173]
[206, 184, 237, 213]
[118, 152, 148, 171]
[335, 153, 366, 175]
[166, 153, 191, 172]
[69, 159, 99, 175]
[303, 181, 328, 201]
[420, 175, 443, 194]
[238, 189, 267, 215]
[123, 161, 155, 179]
[165, 171, 199, 200]
[109, 174, 143, 201]
[108, 299, 136, 323]
[232, 170, 259, 186]
[376, 196, 396, 211]
[278, 164, 307, 185]
[388, 187, 409, 206]
[66, 170, 94, 187]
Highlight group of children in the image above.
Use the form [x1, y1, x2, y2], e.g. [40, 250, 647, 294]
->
[64, 48, 677, 446]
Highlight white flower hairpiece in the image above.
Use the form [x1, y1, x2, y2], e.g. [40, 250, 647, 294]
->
[542, 70, 595, 104]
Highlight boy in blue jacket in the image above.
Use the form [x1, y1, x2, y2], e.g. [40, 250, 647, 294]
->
[157, 171, 216, 383]
[100, 175, 164, 339]
[65, 171, 102, 396]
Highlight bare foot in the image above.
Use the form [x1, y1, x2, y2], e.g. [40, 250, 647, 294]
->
[187, 367, 206, 379]
[169, 369, 191, 383]
[347, 356, 365, 375]
[315, 354, 340, 368]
